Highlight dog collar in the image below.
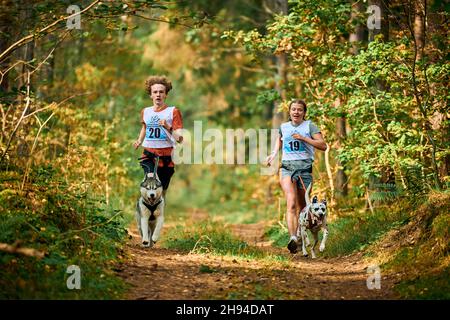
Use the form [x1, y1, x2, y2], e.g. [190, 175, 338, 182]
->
[142, 199, 162, 214]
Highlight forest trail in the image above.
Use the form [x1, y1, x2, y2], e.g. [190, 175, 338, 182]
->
[117, 212, 400, 300]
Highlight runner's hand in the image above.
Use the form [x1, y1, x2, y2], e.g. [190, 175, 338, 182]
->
[159, 119, 171, 131]
[292, 133, 305, 141]
[133, 139, 142, 149]
[266, 153, 276, 167]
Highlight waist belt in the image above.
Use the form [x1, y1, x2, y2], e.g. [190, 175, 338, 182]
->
[139, 149, 172, 167]
[281, 163, 312, 189]
[281, 163, 312, 173]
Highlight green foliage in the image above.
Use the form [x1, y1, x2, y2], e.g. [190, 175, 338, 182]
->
[431, 213, 450, 252]
[167, 164, 278, 225]
[225, 0, 448, 193]
[264, 224, 290, 248]
[256, 89, 281, 105]
[395, 267, 450, 300]
[368, 191, 450, 299]
[324, 209, 410, 257]
[388, 243, 450, 299]
[392, 193, 448, 257]
[333, 38, 447, 192]
[368, 182, 404, 203]
[162, 221, 285, 261]
[0, 165, 128, 299]
[1, 0, 448, 300]
[163, 222, 247, 255]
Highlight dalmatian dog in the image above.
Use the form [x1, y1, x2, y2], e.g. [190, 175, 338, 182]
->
[296, 183, 328, 259]
[135, 161, 164, 248]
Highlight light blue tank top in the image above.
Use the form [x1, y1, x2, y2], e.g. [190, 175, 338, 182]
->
[280, 120, 315, 161]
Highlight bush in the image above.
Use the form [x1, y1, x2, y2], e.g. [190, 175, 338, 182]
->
[0, 165, 128, 299]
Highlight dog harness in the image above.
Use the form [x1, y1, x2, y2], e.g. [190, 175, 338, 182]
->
[307, 210, 323, 229]
[139, 150, 172, 168]
[142, 199, 162, 218]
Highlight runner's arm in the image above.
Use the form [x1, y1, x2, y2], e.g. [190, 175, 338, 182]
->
[292, 132, 327, 151]
[172, 107, 184, 143]
[134, 124, 146, 149]
[266, 133, 282, 166]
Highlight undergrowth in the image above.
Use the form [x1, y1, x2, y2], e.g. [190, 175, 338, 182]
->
[394, 267, 450, 300]
[0, 165, 128, 299]
[161, 220, 286, 262]
[372, 191, 450, 299]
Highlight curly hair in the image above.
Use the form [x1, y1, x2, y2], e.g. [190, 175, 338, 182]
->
[145, 76, 173, 95]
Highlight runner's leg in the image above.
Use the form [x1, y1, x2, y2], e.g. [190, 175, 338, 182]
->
[280, 175, 300, 253]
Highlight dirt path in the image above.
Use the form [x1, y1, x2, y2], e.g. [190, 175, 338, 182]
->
[117, 215, 400, 300]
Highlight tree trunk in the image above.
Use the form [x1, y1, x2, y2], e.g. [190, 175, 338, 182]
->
[414, 0, 425, 60]
[267, 0, 289, 129]
[335, 109, 348, 197]
[349, 1, 365, 54]
[46, 34, 56, 89]
[272, 52, 289, 128]
[18, 0, 35, 92]
[368, 0, 394, 206]
[335, 1, 366, 198]
[0, 0, 14, 93]
[414, 0, 442, 189]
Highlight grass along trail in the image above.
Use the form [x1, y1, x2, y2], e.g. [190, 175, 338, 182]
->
[117, 212, 400, 300]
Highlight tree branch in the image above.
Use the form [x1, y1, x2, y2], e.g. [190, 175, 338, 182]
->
[0, 0, 100, 63]
[0, 242, 46, 259]
[0, 72, 31, 163]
